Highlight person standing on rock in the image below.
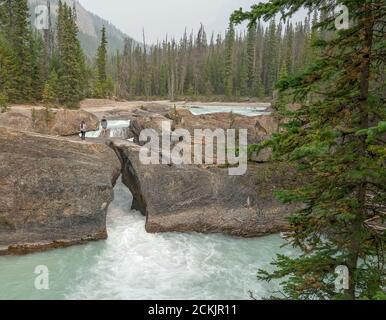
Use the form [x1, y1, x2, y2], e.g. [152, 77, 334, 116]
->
[101, 117, 108, 138]
[80, 121, 87, 141]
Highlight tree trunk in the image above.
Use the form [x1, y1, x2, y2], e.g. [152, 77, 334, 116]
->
[346, 3, 374, 300]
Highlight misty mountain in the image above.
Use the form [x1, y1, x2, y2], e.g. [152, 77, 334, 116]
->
[28, 0, 140, 57]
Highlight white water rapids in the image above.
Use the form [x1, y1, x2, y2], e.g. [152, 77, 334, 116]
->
[85, 120, 132, 138]
[0, 178, 296, 300]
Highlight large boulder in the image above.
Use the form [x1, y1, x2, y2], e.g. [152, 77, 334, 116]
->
[130, 113, 174, 145]
[167, 109, 279, 144]
[128, 108, 279, 148]
[128, 108, 280, 164]
[0, 127, 121, 255]
[0, 112, 32, 132]
[48, 109, 99, 136]
[138, 103, 173, 115]
[111, 139, 297, 237]
[0, 108, 99, 136]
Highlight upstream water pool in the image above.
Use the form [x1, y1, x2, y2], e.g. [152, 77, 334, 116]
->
[0, 178, 295, 300]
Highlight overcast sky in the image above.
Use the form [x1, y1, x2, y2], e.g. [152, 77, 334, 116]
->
[77, 0, 271, 44]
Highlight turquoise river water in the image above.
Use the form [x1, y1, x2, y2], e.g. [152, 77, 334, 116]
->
[0, 178, 295, 300]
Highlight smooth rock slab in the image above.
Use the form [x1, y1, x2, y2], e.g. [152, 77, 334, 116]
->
[0, 108, 99, 136]
[0, 127, 121, 254]
[111, 139, 298, 237]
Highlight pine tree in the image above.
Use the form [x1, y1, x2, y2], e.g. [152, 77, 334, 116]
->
[224, 22, 235, 97]
[118, 38, 132, 98]
[42, 70, 59, 105]
[265, 19, 278, 96]
[11, 0, 34, 101]
[232, 0, 386, 300]
[246, 25, 256, 96]
[0, 90, 8, 113]
[30, 30, 45, 101]
[0, 0, 15, 45]
[0, 33, 18, 101]
[94, 25, 110, 98]
[237, 34, 248, 97]
[286, 22, 295, 75]
[56, 1, 85, 107]
[97, 26, 107, 83]
[302, 15, 314, 67]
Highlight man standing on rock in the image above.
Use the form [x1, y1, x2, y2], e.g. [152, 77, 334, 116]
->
[80, 121, 87, 141]
[101, 117, 108, 137]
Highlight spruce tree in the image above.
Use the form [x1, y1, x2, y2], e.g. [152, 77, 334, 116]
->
[95, 25, 108, 97]
[284, 22, 295, 75]
[246, 25, 256, 96]
[0, 90, 8, 113]
[30, 30, 45, 101]
[42, 70, 59, 105]
[224, 22, 235, 97]
[232, 0, 386, 300]
[265, 19, 278, 96]
[0, 0, 15, 44]
[12, 0, 34, 101]
[237, 35, 248, 97]
[56, 1, 85, 107]
[0, 33, 18, 101]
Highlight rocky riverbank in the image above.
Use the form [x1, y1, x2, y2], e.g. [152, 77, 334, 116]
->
[0, 99, 298, 254]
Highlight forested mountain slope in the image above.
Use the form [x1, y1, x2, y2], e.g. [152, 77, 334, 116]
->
[28, 0, 140, 56]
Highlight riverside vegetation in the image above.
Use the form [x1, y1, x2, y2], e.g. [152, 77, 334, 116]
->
[232, 0, 385, 300]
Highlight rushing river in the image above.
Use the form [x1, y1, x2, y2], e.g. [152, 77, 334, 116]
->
[85, 120, 132, 138]
[0, 178, 295, 300]
[182, 105, 271, 117]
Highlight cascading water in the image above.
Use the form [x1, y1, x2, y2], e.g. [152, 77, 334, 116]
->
[0, 178, 296, 300]
[85, 120, 132, 139]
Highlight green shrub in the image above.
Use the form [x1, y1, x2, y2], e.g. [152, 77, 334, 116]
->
[0, 91, 9, 113]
